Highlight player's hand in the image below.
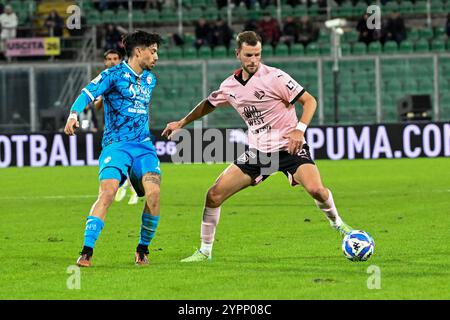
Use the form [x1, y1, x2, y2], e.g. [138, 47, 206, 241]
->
[284, 129, 304, 155]
[64, 117, 79, 136]
[162, 121, 183, 140]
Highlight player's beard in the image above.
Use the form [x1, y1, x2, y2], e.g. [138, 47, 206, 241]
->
[243, 63, 258, 76]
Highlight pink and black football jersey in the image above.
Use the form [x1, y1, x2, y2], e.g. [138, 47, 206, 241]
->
[207, 63, 305, 153]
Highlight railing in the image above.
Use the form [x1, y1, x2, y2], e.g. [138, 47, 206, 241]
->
[0, 52, 449, 133]
[52, 26, 97, 115]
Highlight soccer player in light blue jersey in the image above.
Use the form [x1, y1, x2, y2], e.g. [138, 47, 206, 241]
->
[64, 31, 163, 267]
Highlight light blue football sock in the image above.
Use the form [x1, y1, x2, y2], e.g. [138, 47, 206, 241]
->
[139, 213, 160, 246]
[83, 216, 104, 249]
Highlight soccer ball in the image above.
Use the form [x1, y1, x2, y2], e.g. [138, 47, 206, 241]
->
[342, 230, 375, 262]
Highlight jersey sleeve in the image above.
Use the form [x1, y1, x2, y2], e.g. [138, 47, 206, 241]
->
[82, 69, 116, 102]
[272, 70, 305, 105]
[206, 82, 229, 108]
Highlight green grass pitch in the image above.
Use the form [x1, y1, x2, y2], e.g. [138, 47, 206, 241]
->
[0, 158, 449, 299]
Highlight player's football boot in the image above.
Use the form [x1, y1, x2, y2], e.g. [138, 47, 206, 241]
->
[180, 250, 211, 262]
[76, 252, 93, 267]
[128, 192, 139, 205]
[115, 186, 127, 202]
[135, 249, 149, 265]
[332, 221, 353, 237]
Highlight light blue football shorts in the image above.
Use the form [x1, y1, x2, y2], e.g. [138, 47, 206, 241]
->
[98, 140, 161, 197]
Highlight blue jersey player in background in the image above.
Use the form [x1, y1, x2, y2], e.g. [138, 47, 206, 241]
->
[64, 31, 163, 267]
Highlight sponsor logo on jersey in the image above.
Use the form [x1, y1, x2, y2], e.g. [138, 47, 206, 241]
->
[104, 156, 111, 164]
[91, 74, 102, 84]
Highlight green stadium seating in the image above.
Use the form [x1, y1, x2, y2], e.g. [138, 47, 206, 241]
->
[292, 5, 308, 17]
[413, 0, 428, 14]
[160, 8, 177, 23]
[383, 41, 398, 54]
[290, 44, 304, 56]
[275, 43, 290, 56]
[183, 46, 197, 59]
[352, 42, 367, 55]
[146, 9, 160, 22]
[198, 46, 212, 59]
[262, 46, 274, 57]
[213, 46, 228, 59]
[431, 39, 447, 52]
[305, 43, 319, 56]
[368, 42, 382, 54]
[320, 43, 331, 56]
[341, 43, 351, 56]
[407, 29, 420, 42]
[102, 10, 115, 23]
[418, 28, 434, 40]
[399, 40, 414, 53]
[168, 46, 183, 60]
[116, 9, 129, 24]
[414, 39, 430, 53]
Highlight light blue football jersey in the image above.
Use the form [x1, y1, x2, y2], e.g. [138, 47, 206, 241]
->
[82, 61, 157, 147]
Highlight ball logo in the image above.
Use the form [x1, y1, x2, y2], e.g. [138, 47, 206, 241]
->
[104, 156, 112, 164]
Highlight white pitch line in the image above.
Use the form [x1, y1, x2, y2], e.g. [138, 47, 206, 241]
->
[0, 195, 97, 200]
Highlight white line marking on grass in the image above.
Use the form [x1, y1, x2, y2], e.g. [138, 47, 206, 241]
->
[0, 195, 97, 200]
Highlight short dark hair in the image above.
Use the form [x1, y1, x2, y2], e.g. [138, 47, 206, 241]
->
[103, 49, 122, 60]
[236, 31, 262, 50]
[122, 30, 163, 57]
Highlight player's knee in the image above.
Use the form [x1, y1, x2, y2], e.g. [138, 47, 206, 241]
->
[206, 186, 224, 207]
[306, 185, 327, 201]
[145, 187, 160, 205]
[99, 187, 117, 205]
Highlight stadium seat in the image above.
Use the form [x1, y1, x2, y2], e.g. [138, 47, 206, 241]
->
[431, 39, 447, 52]
[160, 8, 177, 23]
[186, 8, 203, 23]
[319, 43, 332, 56]
[355, 81, 372, 95]
[292, 4, 308, 17]
[116, 9, 129, 24]
[414, 39, 430, 53]
[168, 46, 183, 60]
[133, 10, 146, 24]
[183, 46, 197, 59]
[198, 46, 212, 59]
[384, 79, 402, 94]
[407, 28, 420, 42]
[383, 41, 398, 54]
[213, 46, 228, 59]
[102, 10, 115, 23]
[418, 28, 434, 40]
[275, 43, 290, 56]
[341, 43, 351, 56]
[146, 9, 160, 22]
[305, 43, 319, 56]
[399, 40, 414, 53]
[86, 11, 101, 26]
[368, 42, 382, 54]
[413, 0, 428, 14]
[352, 42, 367, 55]
[262, 46, 274, 57]
[398, 2, 414, 15]
[290, 44, 304, 56]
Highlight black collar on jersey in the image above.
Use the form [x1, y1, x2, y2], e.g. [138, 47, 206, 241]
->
[234, 68, 254, 86]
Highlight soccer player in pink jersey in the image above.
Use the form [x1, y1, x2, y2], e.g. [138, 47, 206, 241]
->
[162, 31, 353, 262]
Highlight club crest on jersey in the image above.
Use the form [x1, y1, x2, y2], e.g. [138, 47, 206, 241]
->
[237, 152, 249, 163]
[254, 90, 265, 100]
[146, 76, 152, 85]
